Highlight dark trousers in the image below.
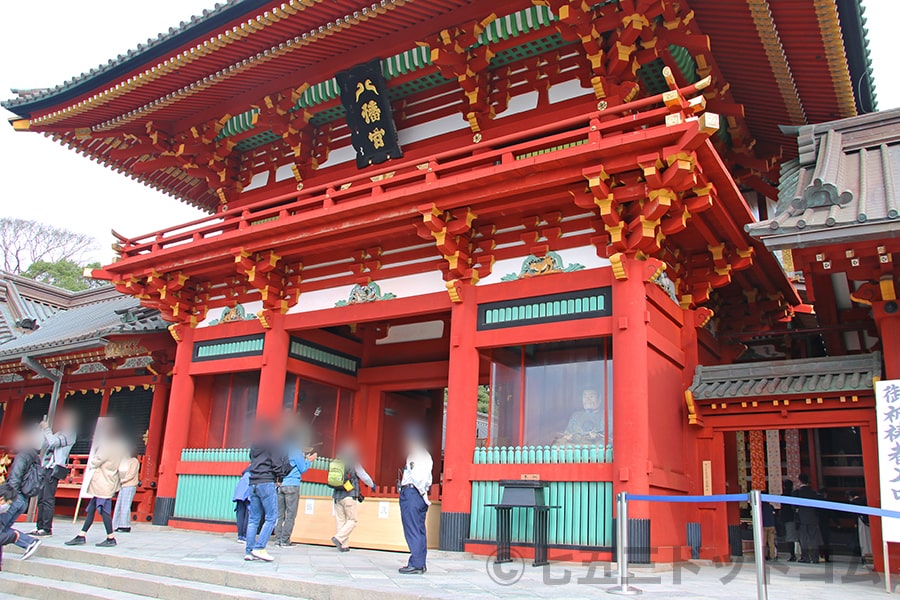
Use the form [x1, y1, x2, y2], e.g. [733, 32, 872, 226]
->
[83, 498, 114, 536]
[275, 485, 300, 545]
[399, 486, 428, 568]
[235, 500, 250, 540]
[798, 523, 820, 562]
[36, 471, 59, 532]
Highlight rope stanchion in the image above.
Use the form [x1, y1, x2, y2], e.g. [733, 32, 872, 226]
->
[749, 490, 768, 600]
[607, 492, 641, 596]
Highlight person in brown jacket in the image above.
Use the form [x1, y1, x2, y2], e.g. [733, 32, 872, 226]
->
[113, 449, 140, 533]
[65, 420, 125, 548]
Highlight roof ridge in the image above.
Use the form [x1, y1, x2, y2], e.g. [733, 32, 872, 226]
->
[2, 0, 268, 115]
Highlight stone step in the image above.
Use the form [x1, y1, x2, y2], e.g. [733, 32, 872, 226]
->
[5, 556, 297, 600]
[32, 544, 419, 600]
[0, 571, 149, 600]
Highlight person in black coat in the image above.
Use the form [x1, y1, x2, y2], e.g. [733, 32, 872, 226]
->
[0, 483, 41, 568]
[0, 427, 41, 532]
[778, 479, 799, 561]
[794, 474, 822, 563]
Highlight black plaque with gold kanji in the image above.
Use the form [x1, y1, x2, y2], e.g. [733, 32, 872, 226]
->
[336, 59, 403, 169]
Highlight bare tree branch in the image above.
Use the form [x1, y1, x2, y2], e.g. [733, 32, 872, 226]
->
[0, 218, 96, 274]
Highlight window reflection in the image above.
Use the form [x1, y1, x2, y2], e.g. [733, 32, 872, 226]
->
[489, 338, 612, 447]
[208, 371, 259, 448]
[283, 374, 353, 457]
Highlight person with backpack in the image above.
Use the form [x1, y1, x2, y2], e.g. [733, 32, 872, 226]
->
[31, 408, 77, 538]
[329, 440, 375, 552]
[0, 426, 44, 533]
[0, 483, 42, 567]
[244, 420, 290, 562]
[65, 420, 126, 548]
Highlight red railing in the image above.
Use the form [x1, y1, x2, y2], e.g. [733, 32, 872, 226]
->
[110, 77, 711, 264]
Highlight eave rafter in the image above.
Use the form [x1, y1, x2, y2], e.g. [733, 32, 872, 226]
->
[109, 119, 244, 206]
[233, 248, 302, 322]
[415, 204, 492, 302]
[114, 271, 207, 328]
[255, 84, 318, 185]
[429, 14, 500, 134]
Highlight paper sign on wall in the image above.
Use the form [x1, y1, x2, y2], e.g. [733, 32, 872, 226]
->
[875, 380, 900, 542]
[305, 499, 315, 515]
[378, 502, 390, 519]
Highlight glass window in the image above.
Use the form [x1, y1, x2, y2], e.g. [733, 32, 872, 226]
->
[283, 374, 353, 457]
[488, 338, 612, 447]
[207, 372, 259, 448]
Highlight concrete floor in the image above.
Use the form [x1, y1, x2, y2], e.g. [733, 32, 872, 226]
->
[0, 519, 889, 599]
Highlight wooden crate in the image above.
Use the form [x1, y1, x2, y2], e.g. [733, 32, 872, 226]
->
[290, 496, 441, 552]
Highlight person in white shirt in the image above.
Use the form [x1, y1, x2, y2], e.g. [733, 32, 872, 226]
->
[397, 424, 432, 574]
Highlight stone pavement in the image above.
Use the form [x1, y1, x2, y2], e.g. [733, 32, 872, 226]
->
[0, 519, 888, 599]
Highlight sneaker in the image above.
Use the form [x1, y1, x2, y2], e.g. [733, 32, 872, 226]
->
[250, 549, 275, 562]
[22, 539, 42, 560]
[115, 527, 131, 533]
[398, 565, 426, 574]
[244, 554, 257, 561]
[65, 535, 86, 546]
[29, 529, 51, 538]
[96, 538, 117, 547]
[236, 537, 246, 544]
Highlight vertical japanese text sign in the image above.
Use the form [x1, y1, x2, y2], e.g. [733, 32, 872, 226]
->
[876, 379, 900, 542]
[336, 59, 403, 169]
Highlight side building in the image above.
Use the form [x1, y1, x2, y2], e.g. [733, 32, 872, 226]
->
[0, 272, 174, 522]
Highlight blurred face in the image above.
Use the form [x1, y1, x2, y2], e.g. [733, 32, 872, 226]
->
[0, 498, 11, 514]
[582, 389, 599, 410]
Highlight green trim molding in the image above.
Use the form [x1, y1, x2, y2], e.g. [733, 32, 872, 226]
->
[192, 334, 264, 362]
[473, 444, 612, 464]
[288, 338, 359, 375]
[477, 287, 612, 330]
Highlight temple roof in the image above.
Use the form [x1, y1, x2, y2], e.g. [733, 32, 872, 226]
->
[747, 107, 900, 249]
[1, 0, 877, 212]
[0, 273, 167, 362]
[689, 351, 881, 400]
[1, 0, 271, 114]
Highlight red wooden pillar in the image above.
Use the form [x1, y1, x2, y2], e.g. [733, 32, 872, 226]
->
[0, 391, 24, 445]
[141, 376, 170, 485]
[153, 325, 195, 525]
[440, 285, 479, 551]
[135, 376, 170, 524]
[873, 302, 900, 379]
[611, 257, 651, 510]
[256, 312, 289, 421]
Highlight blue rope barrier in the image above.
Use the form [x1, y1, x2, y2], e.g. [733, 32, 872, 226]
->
[627, 493, 746, 503]
[625, 491, 900, 520]
[761, 493, 900, 520]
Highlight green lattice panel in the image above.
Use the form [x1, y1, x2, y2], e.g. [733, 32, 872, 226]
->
[470, 480, 614, 547]
[473, 444, 612, 464]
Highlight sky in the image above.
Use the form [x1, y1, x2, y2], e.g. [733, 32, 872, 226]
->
[0, 0, 898, 266]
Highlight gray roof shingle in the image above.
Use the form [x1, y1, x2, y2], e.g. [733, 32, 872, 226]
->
[690, 352, 881, 400]
[747, 107, 900, 248]
[0, 294, 167, 360]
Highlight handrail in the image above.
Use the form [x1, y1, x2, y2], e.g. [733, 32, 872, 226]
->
[111, 76, 711, 262]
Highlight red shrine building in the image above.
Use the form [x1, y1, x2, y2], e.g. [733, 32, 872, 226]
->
[2, 0, 892, 565]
